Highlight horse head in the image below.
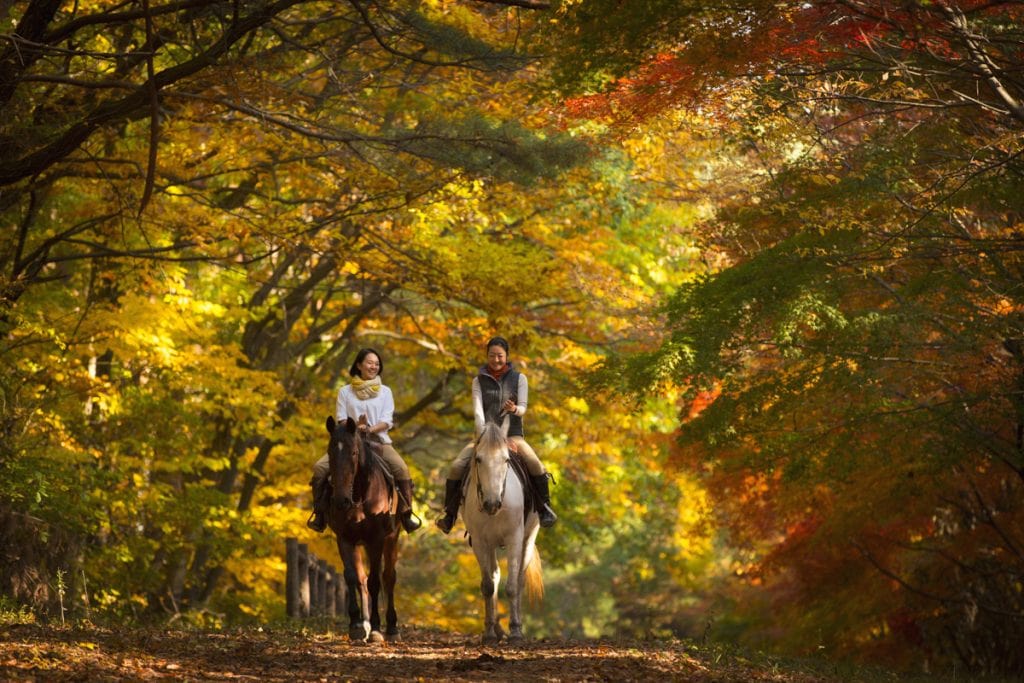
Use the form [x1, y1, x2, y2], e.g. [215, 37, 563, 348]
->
[473, 419, 510, 515]
[325, 415, 363, 511]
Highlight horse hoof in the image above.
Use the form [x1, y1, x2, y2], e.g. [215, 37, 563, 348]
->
[508, 632, 525, 644]
[385, 630, 401, 642]
[368, 630, 385, 644]
[482, 623, 506, 645]
[349, 625, 369, 642]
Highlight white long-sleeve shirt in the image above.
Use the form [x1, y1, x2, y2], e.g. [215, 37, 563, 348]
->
[335, 383, 395, 444]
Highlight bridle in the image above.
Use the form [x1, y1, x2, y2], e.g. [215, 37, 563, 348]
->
[471, 428, 509, 512]
[332, 428, 366, 507]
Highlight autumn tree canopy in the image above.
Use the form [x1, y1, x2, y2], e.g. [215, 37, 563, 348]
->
[1, 0, 697, 636]
[560, 0, 1024, 675]
[3, 0, 1022, 677]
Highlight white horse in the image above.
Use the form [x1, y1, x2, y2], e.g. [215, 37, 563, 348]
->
[461, 419, 543, 643]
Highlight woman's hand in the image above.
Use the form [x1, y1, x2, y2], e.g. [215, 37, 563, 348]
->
[502, 399, 516, 414]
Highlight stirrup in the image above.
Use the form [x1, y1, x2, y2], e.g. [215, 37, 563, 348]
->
[401, 512, 422, 533]
[306, 510, 327, 533]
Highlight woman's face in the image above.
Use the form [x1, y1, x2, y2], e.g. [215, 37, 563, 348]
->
[486, 345, 507, 373]
[357, 353, 381, 380]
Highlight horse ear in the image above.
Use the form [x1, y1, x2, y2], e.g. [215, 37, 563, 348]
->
[326, 416, 336, 434]
[500, 414, 510, 437]
[345, 417, 358, 434]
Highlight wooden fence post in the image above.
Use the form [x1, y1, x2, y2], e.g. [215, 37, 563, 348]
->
[298, 542, 310, 618]
[285, 538, 345, 622]
[307, 550, 319, 616]
[326, 566, 337, 617]
[334, 568, 346, 616]
[316, 559, 329, 617]
[286, 538, 300, 618]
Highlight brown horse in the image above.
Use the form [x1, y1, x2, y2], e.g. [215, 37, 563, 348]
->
[324, 415, 401, 642]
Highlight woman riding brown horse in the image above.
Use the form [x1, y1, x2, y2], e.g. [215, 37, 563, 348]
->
[325, 415, 402, 642]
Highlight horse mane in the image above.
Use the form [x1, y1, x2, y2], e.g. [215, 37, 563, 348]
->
[477, 422, 506, 454]
[328, 420, 374, 487]
[327, 419, 393, 514]
[361, 437, 388, 479]
[333, 423, 375, 471]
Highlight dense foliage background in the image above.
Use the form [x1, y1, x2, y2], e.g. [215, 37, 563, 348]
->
[2, 0, 1022, 676]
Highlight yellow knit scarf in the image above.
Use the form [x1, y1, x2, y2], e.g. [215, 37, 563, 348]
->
[350, 376, 382, 400]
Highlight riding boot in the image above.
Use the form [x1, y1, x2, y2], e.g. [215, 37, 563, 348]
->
[306, 475, 330, 533]
[396, 479, 421, 533]
[436, 478, 463, 534]
[530, 473, 558, 528]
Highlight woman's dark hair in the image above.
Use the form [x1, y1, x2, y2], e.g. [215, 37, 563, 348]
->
[486, 336, 510, 354]
[350, 348, 383, 378]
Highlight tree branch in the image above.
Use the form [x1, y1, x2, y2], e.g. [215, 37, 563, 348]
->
[0, 0, 306, 187]
[939, 2, 1024, 123]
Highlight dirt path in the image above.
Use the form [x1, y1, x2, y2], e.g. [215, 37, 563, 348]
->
[1, 623, 838, 681]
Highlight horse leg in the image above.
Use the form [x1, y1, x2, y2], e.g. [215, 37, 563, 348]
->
[473, 541, 503, 644]
[340, 542, 370, 642]
[366, 539, 385, 643]
[506, 528, 527, 642]
[382, 531, 399, 639]
[356, 549, 372, 642]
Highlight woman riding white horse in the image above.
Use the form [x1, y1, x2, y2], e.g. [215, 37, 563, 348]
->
[437, 336, 556, 534]
[462, 418, 543, 643]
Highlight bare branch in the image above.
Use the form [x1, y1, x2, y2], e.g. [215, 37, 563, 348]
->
[0, 0, 307, 187]
[939, 3, 1024, 123]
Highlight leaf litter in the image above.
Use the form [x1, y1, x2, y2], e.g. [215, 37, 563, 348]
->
[0, 623, 842, 681]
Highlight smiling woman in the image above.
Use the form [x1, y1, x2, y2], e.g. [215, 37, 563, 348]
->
[307, 348, 420, 536]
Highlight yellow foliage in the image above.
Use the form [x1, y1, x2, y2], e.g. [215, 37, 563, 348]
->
[566, 396, 590, 414]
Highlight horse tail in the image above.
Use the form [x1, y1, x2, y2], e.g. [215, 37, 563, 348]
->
[525, 547, 544, 606]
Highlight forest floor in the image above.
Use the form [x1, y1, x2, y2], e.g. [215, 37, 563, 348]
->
[0, 622, 902, 682]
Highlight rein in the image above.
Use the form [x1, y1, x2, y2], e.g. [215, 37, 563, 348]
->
[335, 431, 395, 512]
